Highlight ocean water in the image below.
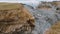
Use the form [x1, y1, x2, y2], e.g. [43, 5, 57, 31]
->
[24, 3, 60, 34]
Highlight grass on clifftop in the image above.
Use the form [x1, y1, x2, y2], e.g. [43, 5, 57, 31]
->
[0, 3, 22, 10]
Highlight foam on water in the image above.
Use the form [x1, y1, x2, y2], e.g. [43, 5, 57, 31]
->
[24, 3, 60, 34]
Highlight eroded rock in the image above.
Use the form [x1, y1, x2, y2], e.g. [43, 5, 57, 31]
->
[37, 2, 53, 10]
[45, 21, 60, 34]
[0, 3, 35, 34]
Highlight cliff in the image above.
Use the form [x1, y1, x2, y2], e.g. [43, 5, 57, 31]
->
[0, 3, 35, 34]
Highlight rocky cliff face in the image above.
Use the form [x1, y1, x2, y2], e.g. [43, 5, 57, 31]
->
[0, 3, 35, 34]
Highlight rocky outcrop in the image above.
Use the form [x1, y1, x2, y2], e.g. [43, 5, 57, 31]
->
[0, 3, 35, 34]
[37, 2, 52, 10]
[45, 21, 60, 34]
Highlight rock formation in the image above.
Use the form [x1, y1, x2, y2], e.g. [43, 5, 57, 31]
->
[37, 2, 52, 10]
[0, 3, 35, 34]
[45, 21, 60, 34]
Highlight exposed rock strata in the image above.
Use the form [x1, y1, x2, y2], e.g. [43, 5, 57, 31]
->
[0, 3, 35, 34]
